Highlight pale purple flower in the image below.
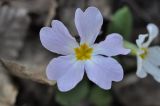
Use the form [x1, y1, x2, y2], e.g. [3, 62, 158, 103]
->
[40, 7, 130, 92]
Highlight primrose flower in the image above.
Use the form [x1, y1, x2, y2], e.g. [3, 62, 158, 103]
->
[136, 23, 160, 82]
[40, 7, 130, 92]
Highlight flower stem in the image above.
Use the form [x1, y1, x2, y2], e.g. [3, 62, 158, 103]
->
[124, 40, 138, 56]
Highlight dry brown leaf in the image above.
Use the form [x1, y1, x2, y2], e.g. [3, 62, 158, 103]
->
[11, 0, 56, 14]
[11, 0, 57, 25]
[0, 61, 18, 106]
[0, 58, 56, 86]
[0, 5, 30, 59]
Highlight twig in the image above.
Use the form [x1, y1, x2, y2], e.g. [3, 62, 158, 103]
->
[45, 0, 57, 26]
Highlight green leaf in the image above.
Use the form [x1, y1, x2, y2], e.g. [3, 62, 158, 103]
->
[108, 6, 133, 40]
[55, 80, 89, 106]
[89, 86, 112, 106]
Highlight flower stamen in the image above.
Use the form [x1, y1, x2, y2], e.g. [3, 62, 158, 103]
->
[140, 48, 148, 59]
[74, 43, 93, 60]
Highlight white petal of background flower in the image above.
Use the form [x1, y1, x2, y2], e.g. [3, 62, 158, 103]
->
[40, 20, 79, 55]
[46, 55, 85, 92]
[136, 34, 148, 48]
[75, 7, 103, 45]
[147, 23, 159, 40]
[85, 56, 123, 90]
[143, 23, 159, 47]
[136, 56, 147, 78]
[93, 33, 130, 56]
[143, 60, 160, 82]
[136, 23, 160, 82]
[147, 46, 160, 66]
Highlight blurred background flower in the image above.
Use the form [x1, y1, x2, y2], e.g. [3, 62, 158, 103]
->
[135, 24, 160, 81]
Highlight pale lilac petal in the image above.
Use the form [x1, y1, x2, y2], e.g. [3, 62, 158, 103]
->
[153, 76, 160, 82]
[40, 20, 79, 55]
[75, 7, 103, 45]
[93, 33, 130, 56]
[85, 56, 123, 90]
[136, 56, 147, 78]
[143, 60, 160, 82]
[147, 46, 160, 66]
[46, 55, 85, 92]
[46, 55, 75, 80]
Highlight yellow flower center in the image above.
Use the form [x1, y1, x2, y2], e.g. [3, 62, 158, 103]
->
[140, 48, 148, 59]
[74, 43, 93, 61]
